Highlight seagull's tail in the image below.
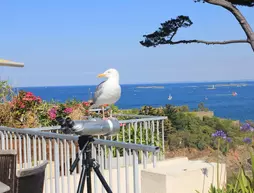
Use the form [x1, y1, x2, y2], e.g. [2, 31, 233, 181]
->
[89, 104, 95, 109]
[89, 103, 99, 109]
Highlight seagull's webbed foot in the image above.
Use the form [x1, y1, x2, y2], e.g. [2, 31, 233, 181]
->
[103, 104, 113, 117]
[101, 106, 105, 119]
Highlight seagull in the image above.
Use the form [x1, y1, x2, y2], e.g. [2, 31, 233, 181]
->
[90, 68, 121, 118]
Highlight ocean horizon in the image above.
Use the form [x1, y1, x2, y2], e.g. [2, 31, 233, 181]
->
[17, 80, 254, 122]
[17, 79, 254, 88]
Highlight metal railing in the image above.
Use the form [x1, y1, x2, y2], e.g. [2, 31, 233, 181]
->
[0, 114, 167, 193]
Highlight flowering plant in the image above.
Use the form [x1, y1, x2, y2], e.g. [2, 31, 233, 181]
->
[7, 91, 42, 127]
[10, 91, 42, 112]
[47, 104, 73, 124]
[208, 123, 254, 193]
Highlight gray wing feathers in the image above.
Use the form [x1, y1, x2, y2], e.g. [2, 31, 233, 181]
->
[92, 81, 105, 105]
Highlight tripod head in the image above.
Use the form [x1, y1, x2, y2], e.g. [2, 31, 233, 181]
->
[70, 135, 95, 173]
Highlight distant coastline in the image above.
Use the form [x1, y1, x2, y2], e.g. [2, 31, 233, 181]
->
[136, 86, 164, 89]
[206, 83, 248, 87]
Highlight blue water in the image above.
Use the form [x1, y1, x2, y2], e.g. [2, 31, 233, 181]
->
[18, 81, 254, 122]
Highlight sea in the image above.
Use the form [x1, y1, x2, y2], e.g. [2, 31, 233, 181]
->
[18, 81, 254, 122]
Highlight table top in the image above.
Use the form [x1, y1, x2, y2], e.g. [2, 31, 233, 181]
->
[0, 181, 10, 193]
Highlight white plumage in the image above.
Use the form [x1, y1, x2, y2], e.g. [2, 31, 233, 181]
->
[90, 69, 121, 113]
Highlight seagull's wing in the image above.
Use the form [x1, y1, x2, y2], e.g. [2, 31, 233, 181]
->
[92, 80, 106, 104]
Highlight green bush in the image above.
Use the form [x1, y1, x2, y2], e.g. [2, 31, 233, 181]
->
[138, 104, 245, 151]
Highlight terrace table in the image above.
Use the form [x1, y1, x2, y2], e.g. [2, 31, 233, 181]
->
[0, 181, 10, 193]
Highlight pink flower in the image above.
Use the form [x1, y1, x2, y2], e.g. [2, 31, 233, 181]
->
[20, 103, 25, 108]
[22, 92, 39, 102]
[26, 92, 33, 96]
[49, 113, 56, 120]
[23, 97, 33, 101]
[36, 97, 42, 103]
[48, 107, 57, 120]
[120, 123, 126, 127]
[63, 107, 73, 114]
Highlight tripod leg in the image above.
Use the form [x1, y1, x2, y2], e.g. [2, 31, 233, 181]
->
[77, 166, 88, 193]
[93, 163, 113, 193]
[87, 167, 92, 193]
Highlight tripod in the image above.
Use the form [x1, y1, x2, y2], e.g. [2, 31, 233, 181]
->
[70, 135, 113, 193]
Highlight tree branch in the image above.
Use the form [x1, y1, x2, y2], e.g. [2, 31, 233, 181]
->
[163, 39, 248, 45]
[204, 0, 254, 51]
[205, 0, 253, 38]
[140, 3, 254, 52]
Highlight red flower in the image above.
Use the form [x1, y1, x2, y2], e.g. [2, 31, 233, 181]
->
[83, 101, 90, 107]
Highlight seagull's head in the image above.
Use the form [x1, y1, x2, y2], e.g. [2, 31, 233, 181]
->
[97, 68, 119, 80]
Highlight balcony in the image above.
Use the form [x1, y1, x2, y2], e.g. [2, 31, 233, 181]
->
[0, 114, 167, 193]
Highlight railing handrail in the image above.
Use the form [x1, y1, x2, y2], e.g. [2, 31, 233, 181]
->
[2, 114, 167, 131]
[114, 113, 168, 119]
[0, 126, 159, 153]
[0, 126, 77, 140]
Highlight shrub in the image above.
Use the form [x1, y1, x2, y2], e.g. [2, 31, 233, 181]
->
[205, 124, 254, 193]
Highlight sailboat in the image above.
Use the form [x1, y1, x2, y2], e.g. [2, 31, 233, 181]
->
[232, 92, 238, 96]
[207, 85, 216, 90]
[168, 94, 172, 100]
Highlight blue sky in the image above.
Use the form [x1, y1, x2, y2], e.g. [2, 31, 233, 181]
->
[0, 0, 253, 87]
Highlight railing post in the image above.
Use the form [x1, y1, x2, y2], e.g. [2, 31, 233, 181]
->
[23, 135, 27, 168]
[133, 149, 139, 193]
[60, 140, 65, 193]
[9, 132, 13, 149]
[27, 134, 32, 168]
[116, 134, 120, 193]
[162, 120, 165, 160]
[92, 143, 98, 193]
[0, 131, 5, 150]
[33, 136, 37, 166]
[5, 131, 8, 150]
[108, 139, 113, 189]
[18, 135, 22, 170]
[54, 139, 60, 193]
[71, 141, 77, 193]
[42, 137, 48, 193]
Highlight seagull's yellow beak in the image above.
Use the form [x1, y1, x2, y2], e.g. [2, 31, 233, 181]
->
[97, 73, 106, 78]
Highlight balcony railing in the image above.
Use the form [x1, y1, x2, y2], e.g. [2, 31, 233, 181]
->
[0, 114, 167, 193]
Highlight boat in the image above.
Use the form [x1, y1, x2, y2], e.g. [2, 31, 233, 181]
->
[207, 85, 216, 90]
[232, 92, 238, 96]
[168, 95, 172, 100]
